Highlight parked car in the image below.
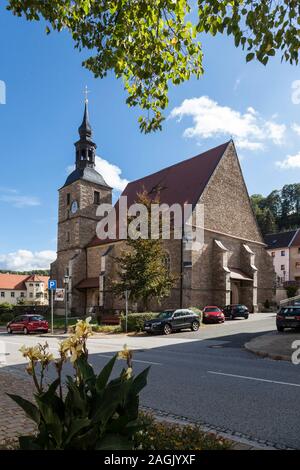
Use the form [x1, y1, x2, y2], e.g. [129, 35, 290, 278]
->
[202, 306, 225, 324]
[222, 304, 249, 320]
[144, 309, 200, 335]
[276, 306, 300, 332]
[7, 314, 49, 335]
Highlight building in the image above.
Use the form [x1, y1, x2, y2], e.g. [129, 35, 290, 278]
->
[51, 102, 275, 315]
[265, 229, 300, 285]
[0, 274, 49, 305]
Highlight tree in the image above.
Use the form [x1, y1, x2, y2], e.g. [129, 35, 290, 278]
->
[111, 191, 176, 311]
[251, 194, 277, 235]
[7, 0, 300, 133]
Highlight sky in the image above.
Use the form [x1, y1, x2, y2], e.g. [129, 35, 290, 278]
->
[0, 5, 300, 270]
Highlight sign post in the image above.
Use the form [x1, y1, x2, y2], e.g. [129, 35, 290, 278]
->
[48, 280, 57, 335]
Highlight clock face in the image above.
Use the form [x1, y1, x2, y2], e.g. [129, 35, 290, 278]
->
[71, 200, 78, 214]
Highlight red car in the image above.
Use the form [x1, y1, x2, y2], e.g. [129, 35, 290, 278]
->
[202, 306, 225, 324]
[7, 314, 48, 335]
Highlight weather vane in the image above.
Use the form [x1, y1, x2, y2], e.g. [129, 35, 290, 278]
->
[84, 85, 90, 104]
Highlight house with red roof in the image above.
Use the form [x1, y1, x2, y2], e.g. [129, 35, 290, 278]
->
[51, 103, 275, 315]
[0, 274, 49, 306]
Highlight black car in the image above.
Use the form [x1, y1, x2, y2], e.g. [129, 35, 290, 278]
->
[144, 309, 200, 335]
[276, 306, 300, 332]
[222, 304, 249, 320]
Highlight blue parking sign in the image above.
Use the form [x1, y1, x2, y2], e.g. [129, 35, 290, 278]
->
[48, 280, 57, 290]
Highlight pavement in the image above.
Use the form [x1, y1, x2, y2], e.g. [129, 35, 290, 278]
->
[245, 330, 300, 361]
[0, 312, 299, 450]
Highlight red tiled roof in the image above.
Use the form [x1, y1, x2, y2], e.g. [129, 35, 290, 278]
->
[0, 274, 49, 290]
[76, 277, 99, 289]
[88, 141, 230, 248]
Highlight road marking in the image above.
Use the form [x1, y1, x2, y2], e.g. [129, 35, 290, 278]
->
[208, 370, 300, 388]
[0, 341, 161, 366]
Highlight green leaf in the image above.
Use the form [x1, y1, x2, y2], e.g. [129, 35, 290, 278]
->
[7, 393, 40, 425]
[246, 52, 255, 62]
[95, 354, 117, 392]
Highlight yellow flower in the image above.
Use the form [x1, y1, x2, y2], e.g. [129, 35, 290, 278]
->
[117, 344, 132, 361]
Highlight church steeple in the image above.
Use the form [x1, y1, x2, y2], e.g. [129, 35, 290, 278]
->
[75, 91, 97, 170]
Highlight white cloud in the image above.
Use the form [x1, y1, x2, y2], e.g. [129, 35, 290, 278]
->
[67, 156, 129, 192]
[276, 152, 300, 169]
[95, 156, 129, 192]
[169, 96, 286, 150]
[291, 80, 300, 104]
[0, 188, 40, 208]
[0, 250, 56, 271]
[292, 122, 300, 136]
[0, 195, 40, 208]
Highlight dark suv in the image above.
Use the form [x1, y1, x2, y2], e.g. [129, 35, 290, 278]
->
[276, 306, 300, 332]
[144, 309, 200, 335]
[222, 304, 249, 320]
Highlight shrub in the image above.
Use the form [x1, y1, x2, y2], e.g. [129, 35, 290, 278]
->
[285, 284, 299, 298]
[91, 324, 122, 334]
[0, 312, 14, 323]
[120, 312, 158, 332]
[189, 307, 203, 324]
[0, 303, 13, 316]
[135, 413, 231, 450]
[8, 318, 150, 450]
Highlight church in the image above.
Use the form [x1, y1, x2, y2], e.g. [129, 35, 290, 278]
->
[50, 101, 275, 315]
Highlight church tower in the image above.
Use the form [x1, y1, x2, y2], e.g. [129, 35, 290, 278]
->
[51, 96, 112, 314]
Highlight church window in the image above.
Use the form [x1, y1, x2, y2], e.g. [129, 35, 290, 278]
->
[94, 191, 100, 204]
[67, 193, 70, 205]
[66, 232, 70, 242]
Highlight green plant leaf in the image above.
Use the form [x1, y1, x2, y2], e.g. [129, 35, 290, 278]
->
[95, 354, 117, 391]
[7, 393, 40, 425]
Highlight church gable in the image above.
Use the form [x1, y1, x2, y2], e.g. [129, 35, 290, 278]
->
[199, 141, 263, 243]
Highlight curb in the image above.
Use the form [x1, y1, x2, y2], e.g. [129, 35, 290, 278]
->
[244, 342, 291, 362]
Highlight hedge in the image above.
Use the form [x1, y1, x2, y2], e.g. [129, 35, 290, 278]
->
[120, 312, 158, 332]
[0, 303, 13, 316]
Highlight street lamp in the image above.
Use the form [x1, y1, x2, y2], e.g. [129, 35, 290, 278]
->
[64, 275, 70, 334]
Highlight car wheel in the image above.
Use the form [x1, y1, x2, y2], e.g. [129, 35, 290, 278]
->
[191, 321, 200, 331]
[23, 327, 29, 335]
[7, 327, 12, 334]
[244, 315, 249, 319]
[277, 326, 284, 333]
[163, 323, 172, 335]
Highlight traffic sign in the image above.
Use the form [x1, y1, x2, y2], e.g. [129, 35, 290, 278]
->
[48, 280, 57, 290]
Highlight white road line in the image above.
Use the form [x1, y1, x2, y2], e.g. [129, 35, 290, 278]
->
[208, 370, 300, 388]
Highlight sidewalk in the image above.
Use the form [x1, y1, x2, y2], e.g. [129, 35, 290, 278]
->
[245, 331, 300, 361]
[0, 369, 36, 448]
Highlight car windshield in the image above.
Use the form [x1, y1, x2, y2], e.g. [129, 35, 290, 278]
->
[29, 315, 44, 321]
[280, 308, 300, 316]
[157, 311, 174, 319]
[205, 307, 221, 312]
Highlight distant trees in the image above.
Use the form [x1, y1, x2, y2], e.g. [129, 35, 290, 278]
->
[0, 269, 50, 275]
[251, 184, 300, 235]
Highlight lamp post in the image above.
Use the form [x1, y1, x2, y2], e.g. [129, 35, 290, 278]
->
[64, 275, 70, 334]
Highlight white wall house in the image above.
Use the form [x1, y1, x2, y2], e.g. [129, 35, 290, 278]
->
[265, 230, 300, 285]
[0, 274, 49, 306]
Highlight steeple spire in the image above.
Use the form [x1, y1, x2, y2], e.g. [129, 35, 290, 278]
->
[75, 87, 97, 170]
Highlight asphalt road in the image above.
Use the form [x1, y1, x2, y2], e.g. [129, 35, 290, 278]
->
[1, 313, 299, 449]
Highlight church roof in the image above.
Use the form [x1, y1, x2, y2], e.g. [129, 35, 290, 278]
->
[87, 140, 231, 248]
[62, 167, 111, 189]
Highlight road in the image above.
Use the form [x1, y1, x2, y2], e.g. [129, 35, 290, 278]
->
[0, 312, 299, 449]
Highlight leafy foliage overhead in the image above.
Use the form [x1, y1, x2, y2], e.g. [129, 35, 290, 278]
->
[7, 1, 300, 132]
[251, 183, 300, 235]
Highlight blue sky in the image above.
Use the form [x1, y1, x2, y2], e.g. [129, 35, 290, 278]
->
[0, 5, 300, 270]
